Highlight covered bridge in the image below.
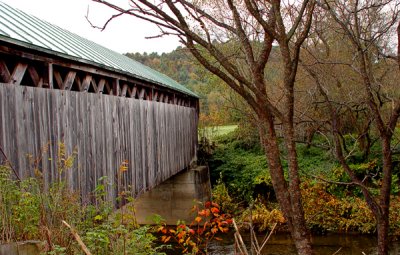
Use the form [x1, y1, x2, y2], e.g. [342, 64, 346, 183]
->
[0, 2, 199, 203]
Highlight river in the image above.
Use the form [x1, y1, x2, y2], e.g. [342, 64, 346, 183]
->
[207, 232, 400, 255]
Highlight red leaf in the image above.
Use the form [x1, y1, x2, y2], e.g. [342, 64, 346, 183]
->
[211, 207, 220, 214]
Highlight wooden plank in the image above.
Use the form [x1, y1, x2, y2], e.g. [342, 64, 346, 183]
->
[127, 100, 136, 196]
[15, 86, 26, 177]
[42, 90, 52, 182]
[113, 78, 120, 96]
[104, 95, 114, 201]
[82, 75, 92, 91]
[0, 60, 11, 83]
[28, 66, 43, 87]
[74, 76, 82, 92]
[53, 70, 64, 89]
[88, 93, 97, 197]
[161, 103, 167, 181]
[45, 90, 55, 190]
[78, 93, 85, 197]
[155, 102, 161, 183]
[146, 101, 154, 188]
[64, 71, 77, 90]
[68, 92, 79, 189]
[7, 85, 20, 176]
[85, 94, 93, 199]
[114, 97, 123, 204]
[30, 87, 41, 178]
[97, 78, 105, 93]
[139, 88, 146, 99]
[10, 63, 28, 85]
[133, 99, 143, 195]
[130, 86, 138, 98]
[120, 83, 128, 97]
[122, 98, 131, 196]
[90, 77, 97, 92]
[48, 63, 54, 88]
[0, 86, 10, 165]
[139, 100, 147, 191]
[11, 87, 24, 178]
[91, 93, 102, 201]
[0, 86, 5, 164]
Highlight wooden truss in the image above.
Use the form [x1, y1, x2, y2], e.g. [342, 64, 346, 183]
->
[0, 44, 197, 108]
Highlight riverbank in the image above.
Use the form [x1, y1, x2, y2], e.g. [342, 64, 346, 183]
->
[205, 124, 400, 237]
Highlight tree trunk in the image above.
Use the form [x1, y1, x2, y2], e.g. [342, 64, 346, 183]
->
[258, 113, 313, 255]
[377, 215, 389, 255]
[377, 136, 393, 255]
[283, 124, 313, 255]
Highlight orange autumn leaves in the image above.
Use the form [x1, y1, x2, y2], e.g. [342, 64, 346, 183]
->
[158, 201, 232, 254]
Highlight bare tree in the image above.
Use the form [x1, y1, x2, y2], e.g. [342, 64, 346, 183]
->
[90, 0, 316, 254]
[301, 1, 400, 254]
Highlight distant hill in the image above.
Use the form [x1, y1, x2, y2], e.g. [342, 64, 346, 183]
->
[125, 47, 206, 90]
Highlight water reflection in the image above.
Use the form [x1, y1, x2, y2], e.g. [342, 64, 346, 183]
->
[208, 233, 400, 255]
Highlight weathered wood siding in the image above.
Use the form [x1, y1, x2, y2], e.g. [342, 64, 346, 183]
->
[0, 84, 198, 203]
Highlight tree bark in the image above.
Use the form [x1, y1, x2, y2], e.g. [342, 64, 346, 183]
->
[283, 124, 313, 255]
[377, 216, 389, 255]
[377, 136, 393, 255]
[258, 113, 313, 255]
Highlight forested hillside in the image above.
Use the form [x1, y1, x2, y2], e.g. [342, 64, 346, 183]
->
[126, 47, 199, 88]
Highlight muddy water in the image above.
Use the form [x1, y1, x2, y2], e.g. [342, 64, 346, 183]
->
[207, 233, 400, 255]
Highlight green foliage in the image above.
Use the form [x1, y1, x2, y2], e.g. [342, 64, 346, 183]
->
[296, 144, 336, 176]
[209, 139, 270, 203]
[0, 145, 165, 255]
[211, 178, 238, 215]
[0, 166, 40, 241]
[208, 125, 337, 204]
[45, 245, 67, 255]
[125, 49, 196, 88]
[206, 125, 400, 235]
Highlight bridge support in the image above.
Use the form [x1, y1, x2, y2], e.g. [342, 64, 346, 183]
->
[134, 166, 211, 225]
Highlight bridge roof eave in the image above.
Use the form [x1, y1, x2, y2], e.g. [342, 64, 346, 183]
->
[0, 35, 199, 99]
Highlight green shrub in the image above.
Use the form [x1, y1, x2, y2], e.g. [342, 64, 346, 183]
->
[212, 178, 238, 215]
[0, 149, 165, 255]
[0, 166, 41, 241]
[209, 142, 271, 203]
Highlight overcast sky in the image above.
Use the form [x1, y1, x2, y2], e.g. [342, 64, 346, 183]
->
[1, 0, 181, 54]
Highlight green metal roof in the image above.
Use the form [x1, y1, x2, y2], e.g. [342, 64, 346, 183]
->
[0, 1, 197, 97]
